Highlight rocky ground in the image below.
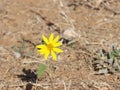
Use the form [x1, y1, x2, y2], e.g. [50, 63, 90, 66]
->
[0, 0, 120, 90]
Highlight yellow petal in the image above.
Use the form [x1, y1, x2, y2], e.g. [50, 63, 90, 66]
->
[44, 51, 50, 59]
[49, 33, 54, 42]
[37, 46, 48, 55]
[53, 48, 63, 53]
[53, 35, 60, 43]
[54, 42, 62, 47]
[37, 50, 45, 55]
[36, 45, 46, 49]
[51, 50, 57, 60]
[42, 35, 49, 44]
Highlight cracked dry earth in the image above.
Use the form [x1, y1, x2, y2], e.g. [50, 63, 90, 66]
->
[0, 0, 120, 90]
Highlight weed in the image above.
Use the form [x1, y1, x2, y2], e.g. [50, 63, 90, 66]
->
[92, 45, 120, 74]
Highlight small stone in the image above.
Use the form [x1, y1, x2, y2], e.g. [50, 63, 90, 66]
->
[16, 87, 23, 90]
[98, 68, 108, 74]
[63, 28, 78, 40]
[13, 51, 21, 58]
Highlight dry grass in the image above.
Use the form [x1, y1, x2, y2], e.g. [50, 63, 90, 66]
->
[0, 0, 120, 90]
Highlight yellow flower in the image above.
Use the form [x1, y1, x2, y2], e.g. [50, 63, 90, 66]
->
[36, 33, 63, 60]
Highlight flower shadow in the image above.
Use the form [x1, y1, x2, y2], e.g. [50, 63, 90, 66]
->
[17, 68, 37, 83]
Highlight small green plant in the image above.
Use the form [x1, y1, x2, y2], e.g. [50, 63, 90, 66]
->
[92, 45, 120, 74]
[13, 40, 26, 55]
[12, 40, 33, 58]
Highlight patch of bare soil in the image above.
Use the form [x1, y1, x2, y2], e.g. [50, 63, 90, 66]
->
[0, 0, 120, 90]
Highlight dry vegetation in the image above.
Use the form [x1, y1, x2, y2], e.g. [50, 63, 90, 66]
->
[0, 0, 120, 90]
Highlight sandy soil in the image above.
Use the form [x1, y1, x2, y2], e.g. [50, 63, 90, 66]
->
[0, 0, 120, 90]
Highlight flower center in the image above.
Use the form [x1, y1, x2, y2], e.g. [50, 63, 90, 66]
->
[47, 43, 53, 51]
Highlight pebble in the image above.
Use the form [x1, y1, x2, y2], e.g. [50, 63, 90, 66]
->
[13, 51, 21, 59]
[63, 28, 78, 40]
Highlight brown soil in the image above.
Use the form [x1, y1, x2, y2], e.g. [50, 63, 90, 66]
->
[0, 0, 120, 90]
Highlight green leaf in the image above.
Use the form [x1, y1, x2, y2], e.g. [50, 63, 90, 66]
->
[20, 40, 26, 52]
[117, 60, 120, 65]
[117, 49, 120, 56]
[37, 64, 46, 77]
[109, 52, 115, 60]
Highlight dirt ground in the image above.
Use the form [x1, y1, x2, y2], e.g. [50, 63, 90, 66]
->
[0, 0, 120, 90]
